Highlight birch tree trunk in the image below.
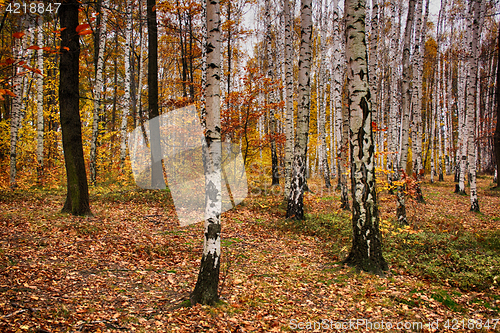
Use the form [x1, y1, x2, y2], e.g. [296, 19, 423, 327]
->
[191, 0, 222, 305]
[343, 0, 387, 275]
[265, 0, 279, 186]
[340, 80, 350, 210]
[388, 0, 399, 177]
[331, 0, 345, 194]
[36, 16, 44, 184]
[89, 0, 108, 184]
[465, 0, 481, 211]
[120, 0, 133, 165]
[494, 26, 500, 188]
[457, 59, 467, 193]
[317, 0, 330, 188]
[411, 0, 427, 202]
[286, 0, 312, 220]
[284, 0, 294, 199]
[396, 0, 416, 226]
[10, 19, 24, 189]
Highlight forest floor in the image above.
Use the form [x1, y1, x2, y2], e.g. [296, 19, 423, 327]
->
[0, 172, 499, 332]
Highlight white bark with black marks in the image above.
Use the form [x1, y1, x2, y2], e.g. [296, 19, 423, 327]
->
[286, 0, 312, 220]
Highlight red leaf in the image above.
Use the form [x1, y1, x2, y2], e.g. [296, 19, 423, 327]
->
[76, 23, 90, 32]
[27, 45, 41, 50]
[42, 47, 51, 51]
[77, 29, 93, 36]
[13, 32, 25, 38]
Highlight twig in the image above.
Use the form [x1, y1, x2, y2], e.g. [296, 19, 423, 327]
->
[76, 319, 127, 331]
[2, 308, 27, 318]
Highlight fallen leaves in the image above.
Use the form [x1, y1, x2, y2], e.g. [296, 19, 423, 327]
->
[0, 176, 499, 332]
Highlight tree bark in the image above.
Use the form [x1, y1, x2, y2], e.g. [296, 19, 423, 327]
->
[36, 16, 44, 184]
[59, 0, 92, 216]
[283, 0, 294, 199]
[466, 0, 481, 211]
[286, 0, 312, 220]
[494, 23, 500, 188]
[191, 0, 222, 306]
[89, 0, 108, 185]
[147, 0, 166, 189]
[396, 0, 416, 226]
[343, 0, 387, 275]
[10, 18, 24, 189]
[120, 0, 133, 165]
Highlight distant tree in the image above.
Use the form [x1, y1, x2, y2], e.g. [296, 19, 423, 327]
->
[396, 0, 416, 225]
[495, 25, 500, 188]
[36, 16, 44, 184]
[343, 0, 387, 275]
[120, 0, 133, 165]
[286, 0, 312, 220]
[59, 0, 92, 216]
[89, 0, 108, 184]
[10, 18, 23, 189]
[191, 0, 222, 305]
[147, 0, 166, 188]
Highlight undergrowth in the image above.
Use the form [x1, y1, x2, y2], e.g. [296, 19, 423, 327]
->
[275, 207, 500, 292]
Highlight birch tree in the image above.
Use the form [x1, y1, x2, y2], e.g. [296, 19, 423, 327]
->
[265, 0, 279, 186]
[494, 27, 500, 188]
[191, 0, 222, 305]
[396, 0, 416, 226]
[36, 16, 44, 183]
[120, 0, 133, 165]
[343, 0, 387, 275]
[465, 0, 481, 212]
[89, 0, 108, 184]
[317, 0, 330, 188]
[284, 0, 294, 199]
[286, 0, 312, 220]
[10, 19, 24, 188]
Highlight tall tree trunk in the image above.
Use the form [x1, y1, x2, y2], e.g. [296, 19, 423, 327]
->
[466, 0, 481, 211]
[331, 0, 344, 191]
[457, 59, 467, 193]
[494, 24, 500, 188]
[339, 80, 350, 210]
[411, 0, 427, 202]
[396, 0, 416, 226]
[286, 0, 312, 220]
[191, 0, 222, 306]
[147, 0, 165, 188]
[89, 0, 108, 184]
[343, 0, 387, 275]
[59, 0, 92, 216]
[283, 0, 294, 199]
[388, 0, 399, 177]
[10, 18, 24, 189]
[317, 0, 330, 188]
[36, 16, 44, 184]
[120, 0, 133, 165]
[265, 0, 279, 186]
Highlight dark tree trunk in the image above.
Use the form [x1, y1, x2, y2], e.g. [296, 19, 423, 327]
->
[59, 0, 92, 216]
[147, 0, 165, 188]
